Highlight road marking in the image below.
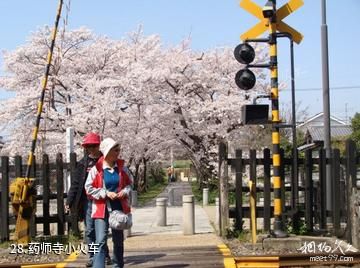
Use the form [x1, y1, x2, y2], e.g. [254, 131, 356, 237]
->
[218, 244, 236, 268]
[22, 264, 56, 268]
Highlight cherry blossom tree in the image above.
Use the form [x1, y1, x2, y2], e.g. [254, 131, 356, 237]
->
[0, 26, 269, 184]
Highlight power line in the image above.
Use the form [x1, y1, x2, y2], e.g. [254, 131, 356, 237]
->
[283, 85, 360, 92]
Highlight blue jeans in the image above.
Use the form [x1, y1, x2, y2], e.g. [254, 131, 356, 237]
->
[84, 200, 110, 262]
[93, 211, 124, 268]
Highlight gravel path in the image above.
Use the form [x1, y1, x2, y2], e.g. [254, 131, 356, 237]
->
[0, 246, 67, 265]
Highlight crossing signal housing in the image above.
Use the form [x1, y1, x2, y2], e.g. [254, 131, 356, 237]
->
[234, 43, 256, 90]
[235, 69, 256, 90]
[242, 104, 269, 125]
[234, 43, 255, 64]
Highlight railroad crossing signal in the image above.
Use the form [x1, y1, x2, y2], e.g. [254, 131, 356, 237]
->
[237, 0, 304, 238]
[240, 0, 303, 44]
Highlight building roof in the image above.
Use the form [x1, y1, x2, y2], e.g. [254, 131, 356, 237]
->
[306, 125, 352, 141]
[297, 112, 346, 128]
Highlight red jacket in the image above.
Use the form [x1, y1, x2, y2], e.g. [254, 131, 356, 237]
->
[85, 157, 133, 218]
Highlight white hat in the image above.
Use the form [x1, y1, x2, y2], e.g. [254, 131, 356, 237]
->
[100, 138, 119, 158]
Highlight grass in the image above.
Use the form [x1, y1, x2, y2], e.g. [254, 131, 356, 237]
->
[191, 182, 202, 203]
[191, 181, 220, 205]
[137, 181, 168, 206]
[191, 181, 236, 205]
[228, 229, 251, 241]
[0, 240, 12, 249]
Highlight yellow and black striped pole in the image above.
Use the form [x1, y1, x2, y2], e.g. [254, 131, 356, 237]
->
[25, 0, 63, 179]
[267, 0, 286, 237]
[13, 0, 63, 244]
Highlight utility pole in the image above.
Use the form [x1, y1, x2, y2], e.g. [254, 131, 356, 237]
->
[321, 0, 332, 219]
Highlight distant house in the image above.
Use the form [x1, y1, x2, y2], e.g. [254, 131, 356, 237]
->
[297, 112, 352, 147]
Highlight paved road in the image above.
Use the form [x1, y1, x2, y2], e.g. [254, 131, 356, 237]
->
[66, 182, 227, 268]
[143, 181, 195, 207]
[124, 246, 225, 268]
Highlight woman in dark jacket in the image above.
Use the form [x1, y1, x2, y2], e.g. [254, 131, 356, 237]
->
[65, 132, 111, 267]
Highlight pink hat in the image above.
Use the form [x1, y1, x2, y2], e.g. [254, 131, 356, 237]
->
[82, 132, 101, 146]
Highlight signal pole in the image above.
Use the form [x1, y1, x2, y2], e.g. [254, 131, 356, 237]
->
[265, 0, 287, 238]
[321, 0, 332, 219]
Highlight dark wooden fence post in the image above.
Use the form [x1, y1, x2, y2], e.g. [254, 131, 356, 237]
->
[332, 149, 341, 236]
[56, 153, 65, 235]
[68, 152, 79, 235]
[1, 156, 10, 242]
[249, 149, 257, 232]
[42, 154, 50, 235]
[346, 140, 357, 189]
[263, 148, 271, 232]
[234, 149, 243, 231]
[219, 142, 229, 237]
[14, 155, 23, 240]
[313, 179, 320, 225]
[291, 147, 299, 229]
[304, 149, 313, 233]
[15, 155, 22, 177]
[29, 156, 36, 238]
[279, 149, 286, 225]
[318, 148, 327, 230]
[345, 139, 359, 248]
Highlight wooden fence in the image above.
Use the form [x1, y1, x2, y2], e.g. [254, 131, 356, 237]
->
[0, 153, 80, 242]
[1, 140, 359, 242]
[219, 139, 359, 242]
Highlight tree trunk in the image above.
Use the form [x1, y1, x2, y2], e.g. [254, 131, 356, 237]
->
[134, 162, 140, 191]
[143, 158, 147, 190]
[218, 142, 229, 237]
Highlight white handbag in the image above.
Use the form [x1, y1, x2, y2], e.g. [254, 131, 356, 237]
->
[107, 200, 132, 230]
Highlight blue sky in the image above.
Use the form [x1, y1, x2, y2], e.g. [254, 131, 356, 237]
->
[0, 0, 359, 122]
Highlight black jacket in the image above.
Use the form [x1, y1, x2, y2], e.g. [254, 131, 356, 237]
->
[66, 154, 101, 211]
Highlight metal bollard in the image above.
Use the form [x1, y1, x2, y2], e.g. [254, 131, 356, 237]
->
[203, 188, 209, 206]
[131, 190, 138, 207]
[168, 188, 174, 206]
[156, 198, 167, 226]
[183, 195, 195, 235]
[215, 197, 220, 231]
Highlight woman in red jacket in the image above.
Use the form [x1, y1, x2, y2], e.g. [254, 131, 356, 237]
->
[85, 138, 133, 268]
